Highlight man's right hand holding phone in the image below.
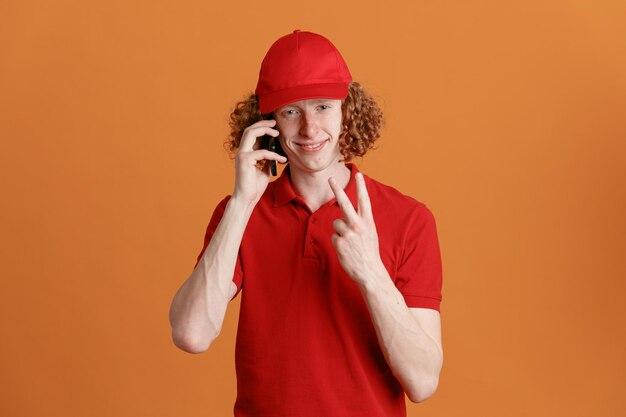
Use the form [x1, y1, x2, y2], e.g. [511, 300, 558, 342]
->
[232, 119, 287, 207]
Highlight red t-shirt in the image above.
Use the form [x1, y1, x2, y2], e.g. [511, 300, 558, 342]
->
[195, 162, 443, 417]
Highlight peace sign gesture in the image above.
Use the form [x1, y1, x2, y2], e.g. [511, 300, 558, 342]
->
[328, 172, 387, 288]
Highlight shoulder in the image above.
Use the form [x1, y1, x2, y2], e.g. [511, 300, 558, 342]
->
[361, 174, 438, 238]
[363, 174, 427, 215]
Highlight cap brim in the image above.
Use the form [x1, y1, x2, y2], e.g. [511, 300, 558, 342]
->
[259, 83, 349, 114]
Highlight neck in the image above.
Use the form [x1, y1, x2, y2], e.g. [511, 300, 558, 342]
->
[288, 162, 352, 212]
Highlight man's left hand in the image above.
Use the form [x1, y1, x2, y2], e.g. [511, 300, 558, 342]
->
[328, 172, 387, 287]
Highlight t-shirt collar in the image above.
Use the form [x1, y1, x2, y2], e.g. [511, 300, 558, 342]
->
[273, 162, 360, 208]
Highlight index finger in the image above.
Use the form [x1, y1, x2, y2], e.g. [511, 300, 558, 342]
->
[328, 176, 359, 225]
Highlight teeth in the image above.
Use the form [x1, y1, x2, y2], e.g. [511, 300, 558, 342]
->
[301, 141, 325, 149]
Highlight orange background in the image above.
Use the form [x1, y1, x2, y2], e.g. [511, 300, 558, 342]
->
[1, 0, 625, 416]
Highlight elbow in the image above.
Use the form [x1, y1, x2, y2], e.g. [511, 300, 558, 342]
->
[171, 330, 215, 354]
[406, 377, 439, 403]
[169, 308, 221, 354]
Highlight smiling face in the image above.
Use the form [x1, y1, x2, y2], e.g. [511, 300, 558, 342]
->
[274, 98, 344, 175]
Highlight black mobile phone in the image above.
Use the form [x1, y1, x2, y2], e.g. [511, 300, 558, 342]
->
[259, 116, 284, 177]
[263, 135, 278, 176]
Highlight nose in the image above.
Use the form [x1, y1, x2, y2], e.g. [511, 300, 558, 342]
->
[299, 111, 320, 139]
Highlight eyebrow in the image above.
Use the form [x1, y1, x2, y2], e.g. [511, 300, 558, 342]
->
[281, 100, 334, 110]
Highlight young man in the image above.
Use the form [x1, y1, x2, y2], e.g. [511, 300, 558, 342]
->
[169, 29, 444, 417]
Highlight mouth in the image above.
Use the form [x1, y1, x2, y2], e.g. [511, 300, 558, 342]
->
[296, 139, 329, 153]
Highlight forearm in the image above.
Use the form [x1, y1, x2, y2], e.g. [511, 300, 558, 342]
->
[358, 268, 443, 403]
[169, 195, 254, 353]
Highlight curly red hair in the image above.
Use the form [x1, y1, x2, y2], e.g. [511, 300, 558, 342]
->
[224, 81, 385, 163]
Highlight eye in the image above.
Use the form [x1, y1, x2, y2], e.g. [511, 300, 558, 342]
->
[283, 109, 298, 116]
[318, 105, 330, 110]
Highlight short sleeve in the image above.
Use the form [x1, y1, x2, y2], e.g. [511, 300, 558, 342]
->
[193, 195, 243, 300]
[394, 203, 443, 311]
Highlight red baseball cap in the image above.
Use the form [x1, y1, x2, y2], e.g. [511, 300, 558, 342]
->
[255, 29, 353, 114]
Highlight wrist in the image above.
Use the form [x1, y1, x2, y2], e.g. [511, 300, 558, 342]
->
[228, 194, 258, 216]
[358, 261, 391, 293]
